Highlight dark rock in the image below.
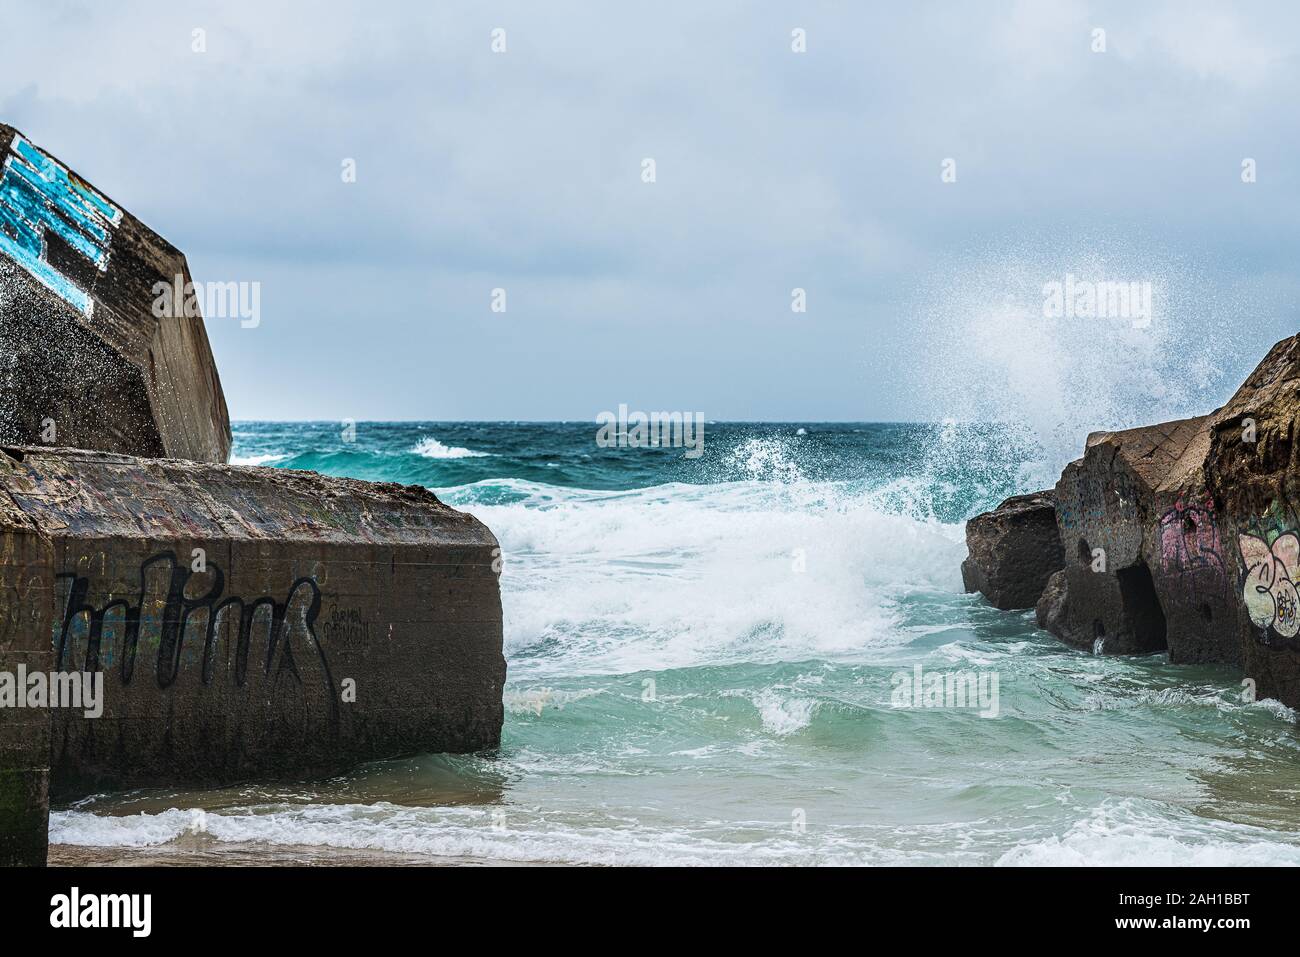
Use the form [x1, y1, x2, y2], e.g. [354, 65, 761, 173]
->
[961, 491, 1063, 610]
[0, 124, 231, 462]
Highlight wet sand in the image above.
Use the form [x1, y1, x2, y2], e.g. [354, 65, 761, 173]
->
[48, 841, 510, 867]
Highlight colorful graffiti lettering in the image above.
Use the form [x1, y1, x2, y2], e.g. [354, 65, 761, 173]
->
[1238, 531, 1300, 639]
[0, 134, 122, 316]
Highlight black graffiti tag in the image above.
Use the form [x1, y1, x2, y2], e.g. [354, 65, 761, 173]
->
[53, 552, 337, 712]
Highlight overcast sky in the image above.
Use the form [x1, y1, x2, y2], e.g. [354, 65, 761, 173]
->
[3, 1, 1298, 421]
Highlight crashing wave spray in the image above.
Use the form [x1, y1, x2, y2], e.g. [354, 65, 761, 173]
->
[905, 236, 1256, 491]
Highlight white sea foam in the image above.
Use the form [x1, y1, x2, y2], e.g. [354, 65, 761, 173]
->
[446, 476, 965, 677]
[503, 687, 607, 715]
[45, 804, 981, 865]
[54, 795, 1299, 867]
[997, 799, 1300, 867]
[229, 452, 286, 467]
[412, 437, 492, 459]
[750, 689, 818, 736]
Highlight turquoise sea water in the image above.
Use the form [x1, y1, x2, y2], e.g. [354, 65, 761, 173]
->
[50, 421, 1300, 865]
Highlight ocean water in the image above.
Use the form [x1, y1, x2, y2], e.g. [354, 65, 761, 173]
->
[49, 421, 1300, 866]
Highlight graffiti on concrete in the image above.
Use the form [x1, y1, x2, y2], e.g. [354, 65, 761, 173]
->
[322, 601, 371, 644]
[0, 134, 122, 316]
[1157, 495, 1228, 604]
[52, 552, 338, 708]
[1239, 531, 1300, 641]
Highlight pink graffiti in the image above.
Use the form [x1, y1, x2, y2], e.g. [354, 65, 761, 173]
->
[1159, 496, 1221, 569]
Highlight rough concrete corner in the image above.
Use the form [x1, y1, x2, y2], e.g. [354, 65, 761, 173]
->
[0, 460, 53, 865]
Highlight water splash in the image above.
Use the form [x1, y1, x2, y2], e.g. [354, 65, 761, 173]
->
[910, 237, 1247, 489]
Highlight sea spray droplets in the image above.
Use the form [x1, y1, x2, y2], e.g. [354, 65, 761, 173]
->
[910, 236, 1245, 488]
[725, 436, 807, 483]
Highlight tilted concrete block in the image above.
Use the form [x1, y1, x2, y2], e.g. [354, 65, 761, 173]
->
[0, 124, 231, 462]
[1047, 415, 1238, 663]
[1204, 333, 1300, 705]
[0, 446, 504, 795]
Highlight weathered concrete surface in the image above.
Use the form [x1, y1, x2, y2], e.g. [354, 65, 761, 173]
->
[0, 446, 504, 795]
[0, 124, 230, 462]
[961, 491, 1063, 610]
[1046, 415, 1238, 662]
[0, 768, 47, 865]
[0, 486, 53, 865]
[1034, 568, 1069, 637]
[1146, 417, 1237, 665]
[1202, 334, 1300, 705]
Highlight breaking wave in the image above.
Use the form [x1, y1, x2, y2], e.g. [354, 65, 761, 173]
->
[412, 436, 492, 459]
